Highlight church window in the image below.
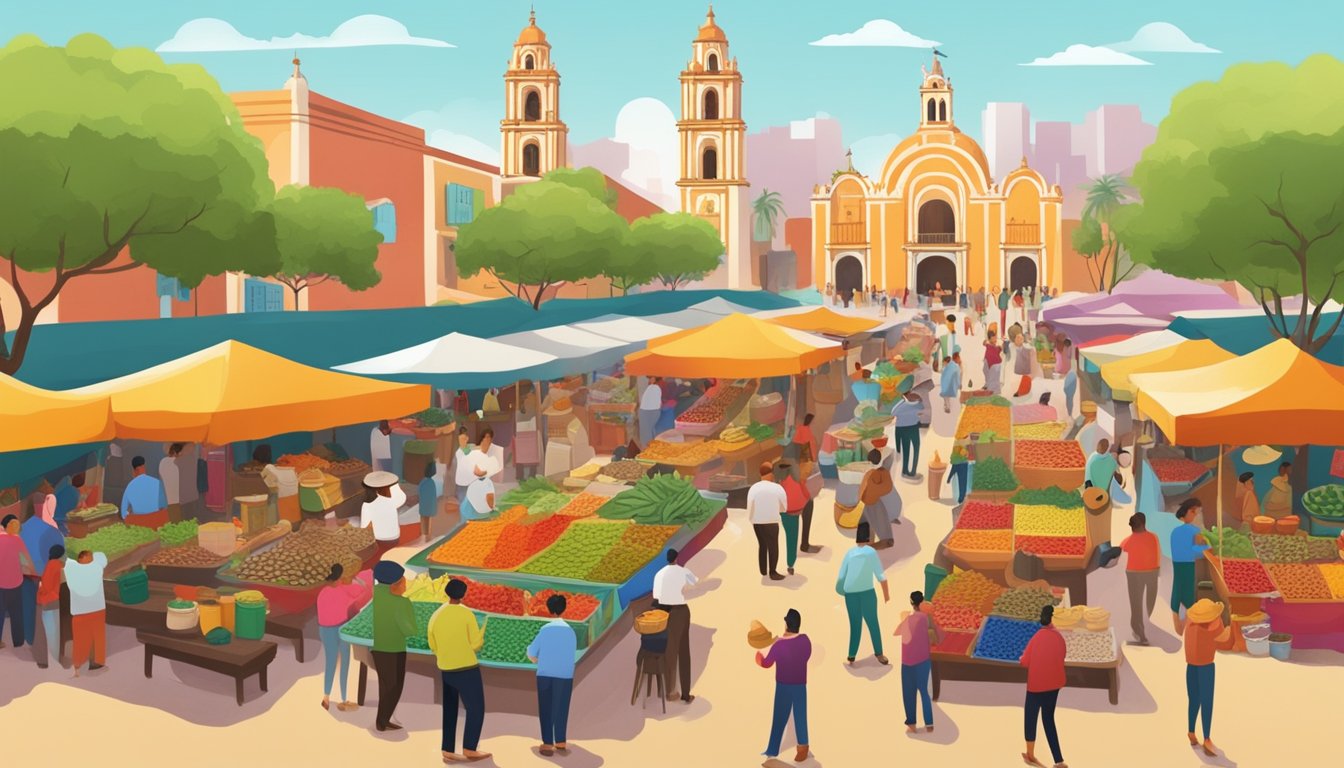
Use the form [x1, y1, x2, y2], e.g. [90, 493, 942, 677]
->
[524, 91, 541, 122]
[926, 99, 936, 122]
[524, 54, 534, 70]
[707, 53, 719, 72]
[522, 143, 541, 176]
[938, 99, 947, 121]
[702, 147, 718, 180]
[703, 89, 719, 120]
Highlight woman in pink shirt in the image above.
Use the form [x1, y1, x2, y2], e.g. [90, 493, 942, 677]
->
[317, 563, 373, 711]
[895, 590, 944, 733]
[1019, 605, 1068, 768]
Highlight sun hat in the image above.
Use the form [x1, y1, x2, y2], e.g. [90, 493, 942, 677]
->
[363, 470, 398, 488]
[1242, 445, 1283, 466]
[1187, 598, 1224, 624]
[373, 561, 405, 585]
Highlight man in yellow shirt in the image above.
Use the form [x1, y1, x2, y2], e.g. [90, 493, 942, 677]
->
[427, 578, 490, 763]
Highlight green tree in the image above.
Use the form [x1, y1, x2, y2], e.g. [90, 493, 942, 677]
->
[544, 166, 617, 210]
[269, 185, 383, 309]
[455, 180, 627, 308]
[751, 188, 786, 244]
[0, 34, 279, 373]
[1115, 55, 1344, 353]
[628, 213, 723, 290]
[1073, 174, 1136, 293]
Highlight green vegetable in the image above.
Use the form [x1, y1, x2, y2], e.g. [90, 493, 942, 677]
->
[66, 523, 158, 559]
[205, 627, 232, 645]
[167, 599, 195, 609]
[901, 348, 925, 364]
[966, 395, 1011, 407]
[1303, 483, 1344, 519]
[157, 520, 199, 549]
[524, 492, 574, 516]
[498, 476, 563, 509]
[745, 422, 776, 442]
[1202, 527, 1255, 559]
[597, 474, 721, 526]
[413, 407, 455, 428]
[1010, 487, 1084, 509]
[971, 457, 1018, 492]
[341, 602, 554, 665]
[517, 522, 628, 579]
[874, 360, 899, 378]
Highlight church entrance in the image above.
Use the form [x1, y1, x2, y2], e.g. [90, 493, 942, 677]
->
[915, 254, 957, 301]
[1009, 255, 1038, 292]
[834, 255, 863, 302]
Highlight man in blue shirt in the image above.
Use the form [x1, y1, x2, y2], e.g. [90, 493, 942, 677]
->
[527, 594, 578, 756]
[418, 460, 439, 542]
[19, 495, 63, 648]
[890, 382, 923, 479]
[836, 522, 890, 666]
[1169, 499, 1210, 635]
[120, 456, 166, 527]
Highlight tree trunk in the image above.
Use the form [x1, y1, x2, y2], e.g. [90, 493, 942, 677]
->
[0, 306, 38, 375]
[194, 287, 200, 317]
[290, 285, 304, 310]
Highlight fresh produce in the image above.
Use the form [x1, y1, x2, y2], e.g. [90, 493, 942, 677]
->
[1013, 422, 1069, 441]
[947, 529, 1013, 552]
[992, 586, 1060, 621]
[956, 501, 1013, 530]
[955, 404, 1012, 439]
[498, 477, 564, 510]
[586, 524, 680, 583]
[1251, 534, 1309, 564]
[678, 385, 746, 424]
[1149, 457, 1209, 484]
[745, 421, 776, 441]
[971, 457, 1019, 492]
[1303, 483, 1344, 519]
[157, 520, 200, 549]
[229, 524, 374, 587]
[479, 616, 548, 664]
[483, 514, 575, 570]
[930, 602, 983, 630]
[1014, 535, 1086, 556]
[636, 440, 720, 466]
[145, 544, 228, 567]
[65, 523, 158, 559]
[1267, 563, 1331, 600]
[516, 521, 629, 580]
[1063, 628, 1116, 663]
[1014, 440, 1085, 469]
[1218, 558, 1275, 594]
[412, 407, 455, 428]
[404, 573, 452, 604]
[1013, 505, 1085, 537]
[1009, 487, 1084, 509]
[932, 569, 1004, 613]
[529, 589, 600, 621]
[602, 460, 649, 482]
[718, 426, 753, 446]
[524, 492, 576, 516]
[1319, 563, 1344, 600]
[973, 615, 1041, 662]
[557, 492, 610, 518]
[598, 473, 720, 526]
[277, 453, 330, 471]
[67, 503, 119, 521]
[234, 590, 267, 604]
[457, 576, 527, 616]
[1012, 404, 1059, 425]
[1305, 536, 1341, 562]
[428, 507, 528, 567]
[932, 630, 977, 656]
[326, 458, 370, 475]
[965, 395, 1011, 407]
[1202, 527, 1255, 559]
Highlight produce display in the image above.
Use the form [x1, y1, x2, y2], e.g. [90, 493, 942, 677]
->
[1013, 505, 1085, 537]
[326, 458, 371, 475]
[157, 520, 199, 549]
[1304, 537, 1341, 562]
[1319, 563, 1344, 600]
[971, 457, 1018, 492]
[956, 501, 1014, 530]
[457, 576, 528, 616]
[597, 474, 720, 526]
[965, 395, 1012, 407]
[991, 586, 1060, 621]
[1014, 440, 1085, 469]
[529, 589, 600, 621]
[277, 453, 330, 471]
[1303, 483, 1344, 519]
[228, 524, 375, 587]
[428, 508, 526, 567]
[677, 385, 746, 424]
[932, 630, 978, 656]
[556, 492, 611, 518]
[524, 493, 576, 517]
[586, 524, 680, 583]
[168, 598, 194, 610]
[1062, 628, 1117, 664]
[1009, 487, 1084, 508]
[955, 404, 1012, 440]
[1266, 563, 1331, 600]
[932, 570, 1004, 613]
[1202, 527, 1255, 559]
[1012, 404, 1060, 425]
[1217, 558, 1275, 595]
[67, 503, 118, 522]
[637, 440, 719, 466]
[411, 407, 456, 428]
[601, 460, 649, 482]
[516, 521, 630, 580]
[498, 477, 565, 510]
[973, 615, 1041, 662]
[1014, 535, 1086, 556]
[479, 616, 547, 664]
[145, 544, 228, 567]
[1251, 534, 1308, 564]
[403, 572, 453, 604]
[930, 602, 984, 631]
[1012, 422, 1069, 441]
[1148, 457, 1209, 484]
[234, 590, 267, 605]
[946, 529, 1013, 552]
[342, 602, 437, 651]
[482, 513, 575, 570]
[66, 523, 158, 559]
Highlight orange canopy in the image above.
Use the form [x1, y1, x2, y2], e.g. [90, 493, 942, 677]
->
[766, 307, 880, 338]
[75, 341, 430, 444]
[624, 313, 844, 378]
[0, 375, 113, 452]
[1132, 339, 1344, 446]
[1098, 339, 1236, 402]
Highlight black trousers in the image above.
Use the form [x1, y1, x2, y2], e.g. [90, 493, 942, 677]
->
[662, 604, 692, 697]
[372, 650, 407, 728]
[1024, 689, 1064, 765]
[753, 523, 780, 575]
[0, 586, 23, 646]
[799, 500, 816, 550]
[441, 666, 486, 753]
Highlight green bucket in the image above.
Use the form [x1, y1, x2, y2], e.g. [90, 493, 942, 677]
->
[924, 563, 949, 601]
[117, 569, 150, 606]
[235, 600, 267, 640]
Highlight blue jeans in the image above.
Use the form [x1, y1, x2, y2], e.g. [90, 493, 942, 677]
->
[902, 659, 933, 726]
[843, 589, 883, 658]
[319, 625, 349, 699]
[1186, 663, 1215, 740]
[537, 675, 573, 745]
[1024, 689, 1064, 764]
[765, 683, 808, 756]
[442, 666, 486, 753]
[20, 578, 37, 644]
[41, 607, 59, 665]
[948, 463, 969, 503]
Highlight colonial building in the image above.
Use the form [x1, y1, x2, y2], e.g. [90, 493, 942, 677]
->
[500, 10, 567, 182]
[676, 6, 752, 289]
[811, 57, 1064, 299]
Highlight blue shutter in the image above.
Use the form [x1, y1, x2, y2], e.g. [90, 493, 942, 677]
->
[371, 202, 397, 243]
[446, 184, 478, 226]
[177, 282, 192, 303]
[444, 184, 453, 225]
[265, 283, 283, 312]
[244, 278, 283, 313]
[155, 272, 174, 297]
[158, 294, 172, 319]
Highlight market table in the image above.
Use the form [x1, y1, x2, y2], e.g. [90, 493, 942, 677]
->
[717, 437, 784, 479]
[108, 580, 315, 660]
[930, 649, 1122, 705]
[137, 629, 277, 706]
[265, 609, 313, 662]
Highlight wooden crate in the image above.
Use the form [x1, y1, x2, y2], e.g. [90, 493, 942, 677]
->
[1014, 464, 1085, 491]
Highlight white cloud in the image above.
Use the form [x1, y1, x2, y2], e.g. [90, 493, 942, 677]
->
[1020, 44, 1152, 67]
[810, 20, 939, 48]
[157, 15, 453, 52]
[404, 100, 500, 165]
[850, 134, 903, 179]
[612, 98, 679, 210]
[1106, 22, 1219, 54]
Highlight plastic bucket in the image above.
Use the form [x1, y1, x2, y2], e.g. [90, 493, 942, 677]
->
[118, 570, 150, 606]
[235, 600, 268, 640]
[1269, 633, 1292, 661]
[220, 596, 237, 633]
[924, 563, 949, 600]
[1243, 624, 1271, 657]
[166, 604, 199, 631]
[198, 602, 223, 635]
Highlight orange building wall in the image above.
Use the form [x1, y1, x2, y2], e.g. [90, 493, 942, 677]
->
[1059, 219, 1093, 292]
[783, 217, 812, 289]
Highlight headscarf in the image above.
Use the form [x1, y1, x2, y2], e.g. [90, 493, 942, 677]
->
[39, 493, 57, 527]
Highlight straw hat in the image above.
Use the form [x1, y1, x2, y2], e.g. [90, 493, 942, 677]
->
[1242, 445, 1283, 466]
[363, 470, 398, 488]
[1187, 598, 1224, 624]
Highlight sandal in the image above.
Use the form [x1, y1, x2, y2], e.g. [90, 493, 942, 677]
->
[876, 655, 890, 665]
[540, 745, 555, 756]
[338, 701, 358, 712]
[321, 699, 330, 711]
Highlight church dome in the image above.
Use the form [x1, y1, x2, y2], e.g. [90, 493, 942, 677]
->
[695, 6, 727, 42]
[516, 10, 548, 46]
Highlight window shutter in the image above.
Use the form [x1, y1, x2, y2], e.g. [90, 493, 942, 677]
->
[444, 184, 454, 225]
[155, 272, 174, 298]
[177, 282, 192, 303]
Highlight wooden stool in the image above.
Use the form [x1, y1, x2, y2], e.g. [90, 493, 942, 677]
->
[631, 650, 667, 713]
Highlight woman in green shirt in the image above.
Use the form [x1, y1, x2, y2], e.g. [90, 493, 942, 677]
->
[371, 561, 417, 732]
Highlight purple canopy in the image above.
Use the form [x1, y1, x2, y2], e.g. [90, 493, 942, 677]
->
[1040, 271, 1243, 343]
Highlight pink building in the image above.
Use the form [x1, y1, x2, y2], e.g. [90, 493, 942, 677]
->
[1077, 105, 1156, 179]
[1033, 121, 1089, 218]
[746, 116, 845, 226]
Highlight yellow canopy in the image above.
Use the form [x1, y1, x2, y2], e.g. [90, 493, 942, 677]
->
[767, 307, 880, 338]
[75, 341, 430, 444]
[0, 376, 113, 453]
[1099, 339, 1236, 402]
[1133, 339, 1344, 446]
[625, 313, 844, 378]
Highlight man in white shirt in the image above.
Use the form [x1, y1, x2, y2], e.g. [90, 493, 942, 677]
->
[639, 377, 663, 447]
[159, 443, 183, 522]
[746, 461, 788, 581]
[463, 465, 496, 520]
[370, 420, 393, 472]
[474, 428, 505, 482]
[66, 549, 108, 677]
[652, 548, 698, 703]
[359, 471, 406, 553]
[453, 428, 474, 504]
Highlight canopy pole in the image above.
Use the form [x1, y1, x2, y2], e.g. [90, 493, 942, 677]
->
[1217, 442, 1224, 559]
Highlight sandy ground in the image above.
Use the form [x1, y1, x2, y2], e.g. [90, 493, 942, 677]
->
[1, 305, 1337, 767]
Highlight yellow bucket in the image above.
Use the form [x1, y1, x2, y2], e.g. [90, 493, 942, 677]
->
[220, 596, 237, 633]
[199, 602, 223, 635]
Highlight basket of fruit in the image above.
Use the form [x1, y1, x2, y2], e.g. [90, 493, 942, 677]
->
[943, 529, 1014, 571]
[675, 384, 752, 436]
[1012, 440, 1086, 491]
[1148, 456, 1212, 497]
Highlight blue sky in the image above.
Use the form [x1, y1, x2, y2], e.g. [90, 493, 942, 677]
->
[4, 0, 1340, 168]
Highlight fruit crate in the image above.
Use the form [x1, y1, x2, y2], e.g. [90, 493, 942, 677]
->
[1013, 528, 1092, 571]
[215, 535, 377, 615]
[942, 529, 1014, 572]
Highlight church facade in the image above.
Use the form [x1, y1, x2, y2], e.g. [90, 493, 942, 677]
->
[811, 57, 1064, 299]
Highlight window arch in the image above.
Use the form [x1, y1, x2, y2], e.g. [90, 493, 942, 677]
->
[938, 99, 947, 122]
[524, 90, 541, 122]
[524, 54, 534, 70]
[926, 99, 937, 122]
[522, 143, 540, 176]
[917, 199, 955, 243]
[702, 147, 718, 180]
[702, 89, 719, 120]
[707, 53, 719, 72]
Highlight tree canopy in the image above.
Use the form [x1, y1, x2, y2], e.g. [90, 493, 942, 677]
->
[1115, 54, 1344, 352]
[270, 185, 383, 308]
[1074, 175, 1138, 293]
[545, 166, 618, 210]
[627, 213, 724, 290]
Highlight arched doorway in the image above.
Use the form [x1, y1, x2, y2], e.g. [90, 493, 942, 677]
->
[834, 255, 863, 300]
[524, 91, 541, 122]
[916, 255, 957, 297]
[1009, 256, 1038, 292]
[522, 143, 540, 176]
[917, 200, 955, 243]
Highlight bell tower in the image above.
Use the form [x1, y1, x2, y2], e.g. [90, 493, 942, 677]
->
[501, 10, 567, 179]
[919, 53, 953, 129]
[676, 5, 751, 288]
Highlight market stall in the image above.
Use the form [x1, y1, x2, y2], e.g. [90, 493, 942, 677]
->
[0, 375, 113, 453]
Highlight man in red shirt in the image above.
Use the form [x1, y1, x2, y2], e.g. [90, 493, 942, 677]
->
[1120, 512, 1160, 646]
[1019, 605, 1067, 768]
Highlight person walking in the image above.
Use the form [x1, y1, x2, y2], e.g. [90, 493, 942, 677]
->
[527, 593, 577, 757]
[792, 412, 817, 465]
[774, 463, 805, 573]
[997, 286, 1011, 334]
[747, 461, 787, 581]
[1012, 334, 1034, 399]
[417, 460, 440, 542]
[639, 377, 663, 447]
[429, 578, 491, 762]
[317, 563, 373, 711]
[984, 330, 1004, 394]
[836, 522, 889, 665]
[360, 471, 407, 556]
[779, 461, 821, 557]
[0, 514, 34, 650]
[34, 544, 64, 668]
[891, 386, 923, 480]
[1170, 500, 1210, 635]
[858, 449, 898, 549]
[880, 292, 889, 317]
[66, 549, 107, 676]
[651, 548, 697, 703]
[371, 561, 416, 732]
[1020, 605, 1068, 768]
[896, 591, 944, 733]
[1183, 598, 1235, 757]
[1120, 513, 1160, 646]
[946, 445, 973, 504]
[940, 351, 962, 414]
[1061, 343, 1078, 416]
[758, 608, 812, 762]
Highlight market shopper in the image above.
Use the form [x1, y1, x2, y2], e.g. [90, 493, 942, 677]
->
[317, 563, 373, 712]
[453, 427, 474, 505]
[462, 464, 497, 520]
[652, 548, 697, 703]
[1183, 598, 1235, 757]
[19, 496, 63, 651]
[418, 460, 439, 542]
[792, 412, 817, 464]
[1120, 513, 1160, 646]
[747, 461, 787, 581]
[946, 445, 972, 504]
[939, 351, 962, 414]
[836, 522, 889, 665]
[159, 443, 191, 523]
[896, 590, 944, 733]
[34, 544, 64, 667]
[474, 428, 505, 483]
[639, 377, 664, 447]
[66, 549, 107, 676]
[997, 286, 1011, 333]
[0, 514, 35, 649]
[1262, 461, 1293, 520]
[428, 578, 490, 762]
[983, 330, 1004, 394]
[360, 471, 407, 555]
[52, 475, 79, 533]
[1235, 471, 1261, 524]
[1011, 334, 1033, 399]
[370, 420, 393, 473]
[1085, 439, 1118, 494]
[370, 561, 416, 732]
[757, 608, 811, 762]
[778, 461, 820, 560]
[1170, 499, 1210, 635]
[858, 449, 898, 549]
[527, 593, 577, 757]
[1020, 605, 1068, 768]
[120, 456, 167, 529]
[891, 385, 922, 479]
[1061, 344, 1078, 416]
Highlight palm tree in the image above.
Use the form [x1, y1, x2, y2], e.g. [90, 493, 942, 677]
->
[751, 189, 787, 245]
[1080, 174, 1135, 293]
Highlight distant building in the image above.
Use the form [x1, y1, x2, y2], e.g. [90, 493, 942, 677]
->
[746, 116, 846, 225]
[982, 103, 1033, 184]
[1077, 105, 1155, 180]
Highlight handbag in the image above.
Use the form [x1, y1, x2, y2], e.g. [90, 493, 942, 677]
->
[836, 500, 864, 529]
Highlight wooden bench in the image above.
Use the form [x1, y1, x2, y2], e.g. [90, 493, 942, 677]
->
[137, 629, 277, 706]
[266, 610, 312, 662]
